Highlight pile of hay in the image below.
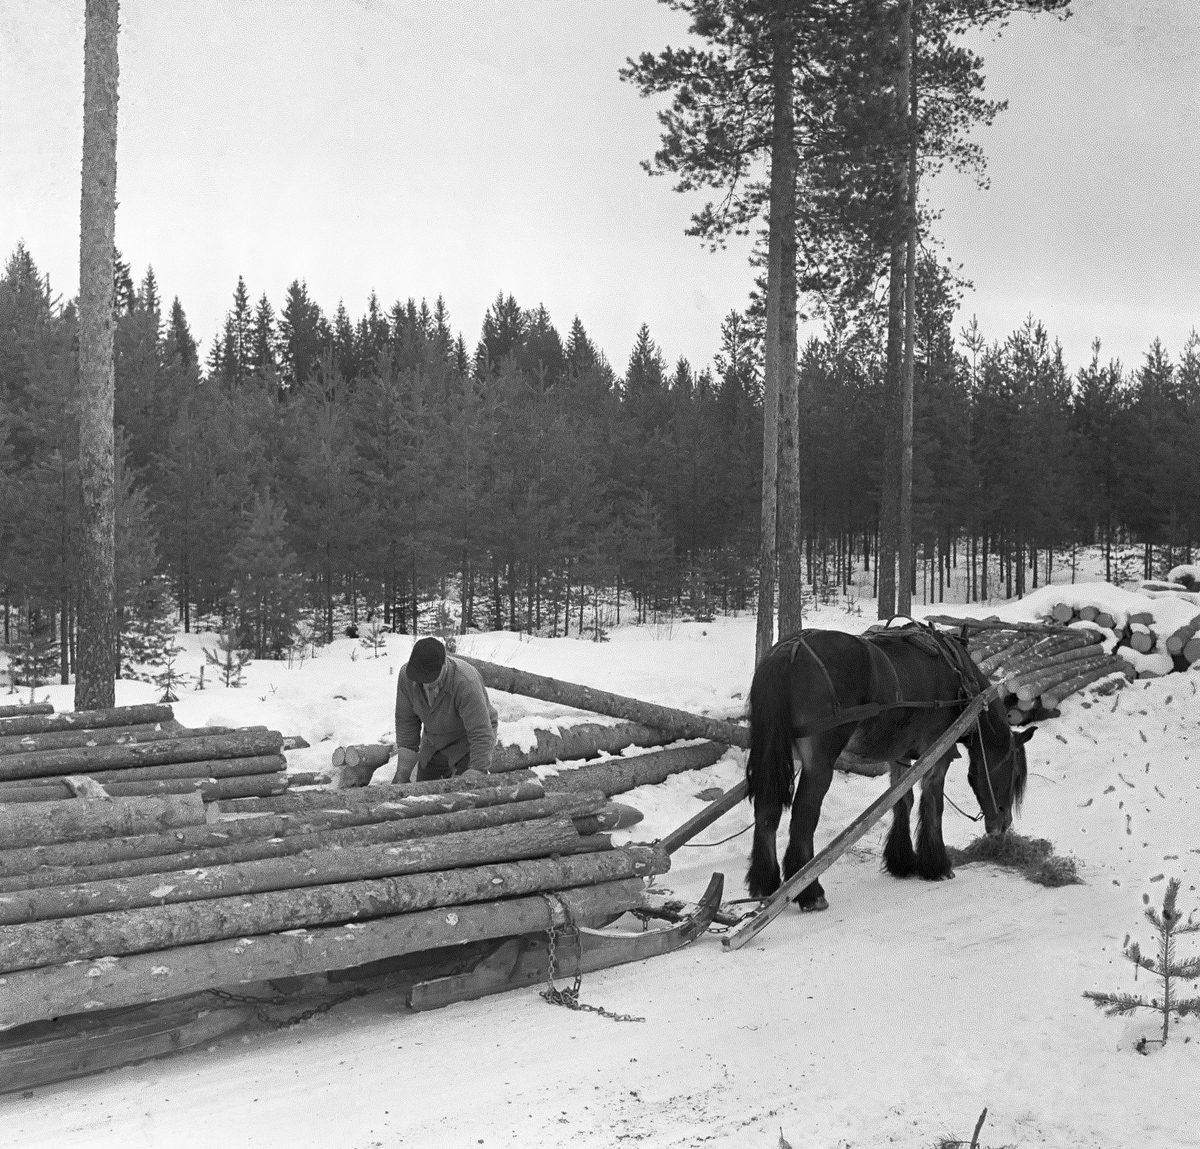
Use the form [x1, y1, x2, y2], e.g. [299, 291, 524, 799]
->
[948, 832, 1081, 887]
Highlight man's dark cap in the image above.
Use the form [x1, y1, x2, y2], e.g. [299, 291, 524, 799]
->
[406, 637, 446, 684]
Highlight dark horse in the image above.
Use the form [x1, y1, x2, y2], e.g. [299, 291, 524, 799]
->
[745, 625, 1033, 910]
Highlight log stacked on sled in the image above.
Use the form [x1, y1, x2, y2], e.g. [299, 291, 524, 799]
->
[0, 765, 668, 1032]
[929, 617, 1135, 725]
[0, 704, 292, 805]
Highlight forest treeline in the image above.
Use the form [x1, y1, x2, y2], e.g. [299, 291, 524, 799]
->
[2, 241, 1198, 680]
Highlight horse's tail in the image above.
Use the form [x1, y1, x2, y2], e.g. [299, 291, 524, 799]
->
[746, 648, 797, 811]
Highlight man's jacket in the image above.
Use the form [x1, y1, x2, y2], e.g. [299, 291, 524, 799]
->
[394, 655, 498, 771]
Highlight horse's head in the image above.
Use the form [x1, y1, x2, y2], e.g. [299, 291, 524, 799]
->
[967, 719, 1033, 837]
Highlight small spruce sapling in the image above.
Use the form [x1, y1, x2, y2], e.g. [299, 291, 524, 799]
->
[1084, 877, 1200, 1045]
[360, 618, 387, 658]
[203, 623, 253, 689]
[154, 643, 189, 702]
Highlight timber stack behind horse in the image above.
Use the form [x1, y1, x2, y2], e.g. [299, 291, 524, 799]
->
[745, 623, 1031, 911]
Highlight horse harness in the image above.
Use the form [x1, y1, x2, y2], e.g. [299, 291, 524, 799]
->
[781, 622, 980, 741]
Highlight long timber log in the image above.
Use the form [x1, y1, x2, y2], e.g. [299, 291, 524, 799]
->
[0, 704, 54, 720]
[0, 878, 646, 1031]
[0, 817, 588, 925]
[0, 754, 287, 793]
[0, 844, 670, 972]
[1042, 664, 1132, 710]
[992, 632, 1101, 680]
[489, 722, 677, 772]
[0, 773, 289, 805]
[0, 724, 242, 757]
[0, 793, 207, 851]
[1011, 653, 1115, 703]
[541, 742, 728, 797]
[0, 705, 175, 739]
[0, 792, 609, 893]
[459, 656, 751, 748]
[0, 729, 284, 783]
[1002, 642, 1110, 696]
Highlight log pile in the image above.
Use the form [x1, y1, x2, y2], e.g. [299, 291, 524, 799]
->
[0, 705, 290, 805]
[0, 768, 668, 1031]
[930, 616, 1135, 724]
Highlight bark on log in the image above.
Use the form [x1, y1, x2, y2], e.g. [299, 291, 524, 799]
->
[0, 774, 288, 805]
[0, 704, 54, 720]
[286, 771, 330, 787]
[1042, 664, 1131, 709]
[975, 636, 1039, 677]
[993, 632, 1102, 681]
[1014, 654, 1117, 703]
[927, 615, 1066, 638]
[0, 845, 670, 972]
[0, 729, 283, 783]
[541, 742, 728, 797]
[0, 705, 175, 739]
[490, 722, 678, 773]
[1165, 614, 1200, 655]
[0, 793, 608, 893]
[0, 754, 286, 792]
[0, 724, 241, 757]
[331, 744, 393, 771]
[0, 879, 645, 1031]
[0, 794, 206, 851]
[458, 656, 750, 749]
[219, 770, 537, 815]
[1002, 642, 1109, 693]
[0, 817, 587, 925]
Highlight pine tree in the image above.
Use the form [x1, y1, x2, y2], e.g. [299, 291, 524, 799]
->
[1085, 878, 1200, 1046]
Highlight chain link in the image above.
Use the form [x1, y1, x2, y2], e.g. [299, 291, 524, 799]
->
[539, 894, 644, 1023]
[207, 984, 373, 1030]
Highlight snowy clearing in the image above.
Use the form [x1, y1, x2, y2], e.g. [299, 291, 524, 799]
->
[3, 598, 1199, 1149]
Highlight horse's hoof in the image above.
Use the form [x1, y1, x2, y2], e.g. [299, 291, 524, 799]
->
[798, 896, 829, 913]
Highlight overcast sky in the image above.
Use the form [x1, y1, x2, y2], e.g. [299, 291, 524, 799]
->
[1, 0, 1196, 377]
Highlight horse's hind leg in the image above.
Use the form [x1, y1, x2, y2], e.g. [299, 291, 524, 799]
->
[781, 739, 835, 911]
[883, 760, 919, 877]
[747, 790, 784, 898]
[916, 754, 955, 880]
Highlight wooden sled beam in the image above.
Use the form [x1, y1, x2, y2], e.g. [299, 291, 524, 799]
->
[723, 684, 1003, 951]
[407, 871, 724, 1011]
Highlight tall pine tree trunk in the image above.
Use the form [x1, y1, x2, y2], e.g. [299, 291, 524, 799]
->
[773, 6, 802, 641]
[878, 240, 904, 619]
[75, 0, 119, 711]
[896, 0, 917, 617]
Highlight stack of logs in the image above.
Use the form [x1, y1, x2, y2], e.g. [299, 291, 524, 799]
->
[1047, 601, 1200, 671]
[0, 704, 291, 805]
[935, 618, 1135, 725]
[0, 767, 668, 1031]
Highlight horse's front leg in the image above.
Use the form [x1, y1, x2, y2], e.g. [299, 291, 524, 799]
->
[916, 753, 956, 880]
[781, 737, 836, 911]
[882, 759, 919, 877]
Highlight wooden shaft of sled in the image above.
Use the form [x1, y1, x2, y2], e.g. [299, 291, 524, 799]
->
[458, 656, 751, 749]
[0, 817, 589, 924]
[490, 721, 679, 773]
[0, 704, 175, 738]
[0, 729, 284, 782]
[0, 793, 609, 893]
[0, 845, 669, 973]
[0, 773, 288, 805]
[0, 754, 287, 792]
[0, 878, 646, 1032]
[723, 685, 1002, 952]
[541, 741, 728, 797]
[659, 780, 749, 855]
[0, 703, 55, 719]
[0, 724, 242, 757]
[0, 793, 207, 851]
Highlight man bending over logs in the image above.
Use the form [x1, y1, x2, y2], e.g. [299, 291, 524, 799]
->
[393, 637, 498, 783]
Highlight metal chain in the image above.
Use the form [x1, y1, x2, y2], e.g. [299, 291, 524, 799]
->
[206, 984, 373, 1030]
[539, 894, 644, 1023]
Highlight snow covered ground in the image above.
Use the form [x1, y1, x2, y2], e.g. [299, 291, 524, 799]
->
[4, 596, 1199, 1148]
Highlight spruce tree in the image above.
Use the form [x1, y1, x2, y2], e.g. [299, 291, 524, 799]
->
[228, 489, 305, 658]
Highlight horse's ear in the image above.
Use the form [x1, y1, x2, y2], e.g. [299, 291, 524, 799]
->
[1016, 727, 1036, 745]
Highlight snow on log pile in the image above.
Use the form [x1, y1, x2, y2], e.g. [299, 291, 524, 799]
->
[0, 704, 291, 805]
[934, 575, 1200, 725]
[0, 766, 666, 1030]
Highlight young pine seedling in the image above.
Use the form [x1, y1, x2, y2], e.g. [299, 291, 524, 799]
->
[1084, 877, 1200, 1046]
